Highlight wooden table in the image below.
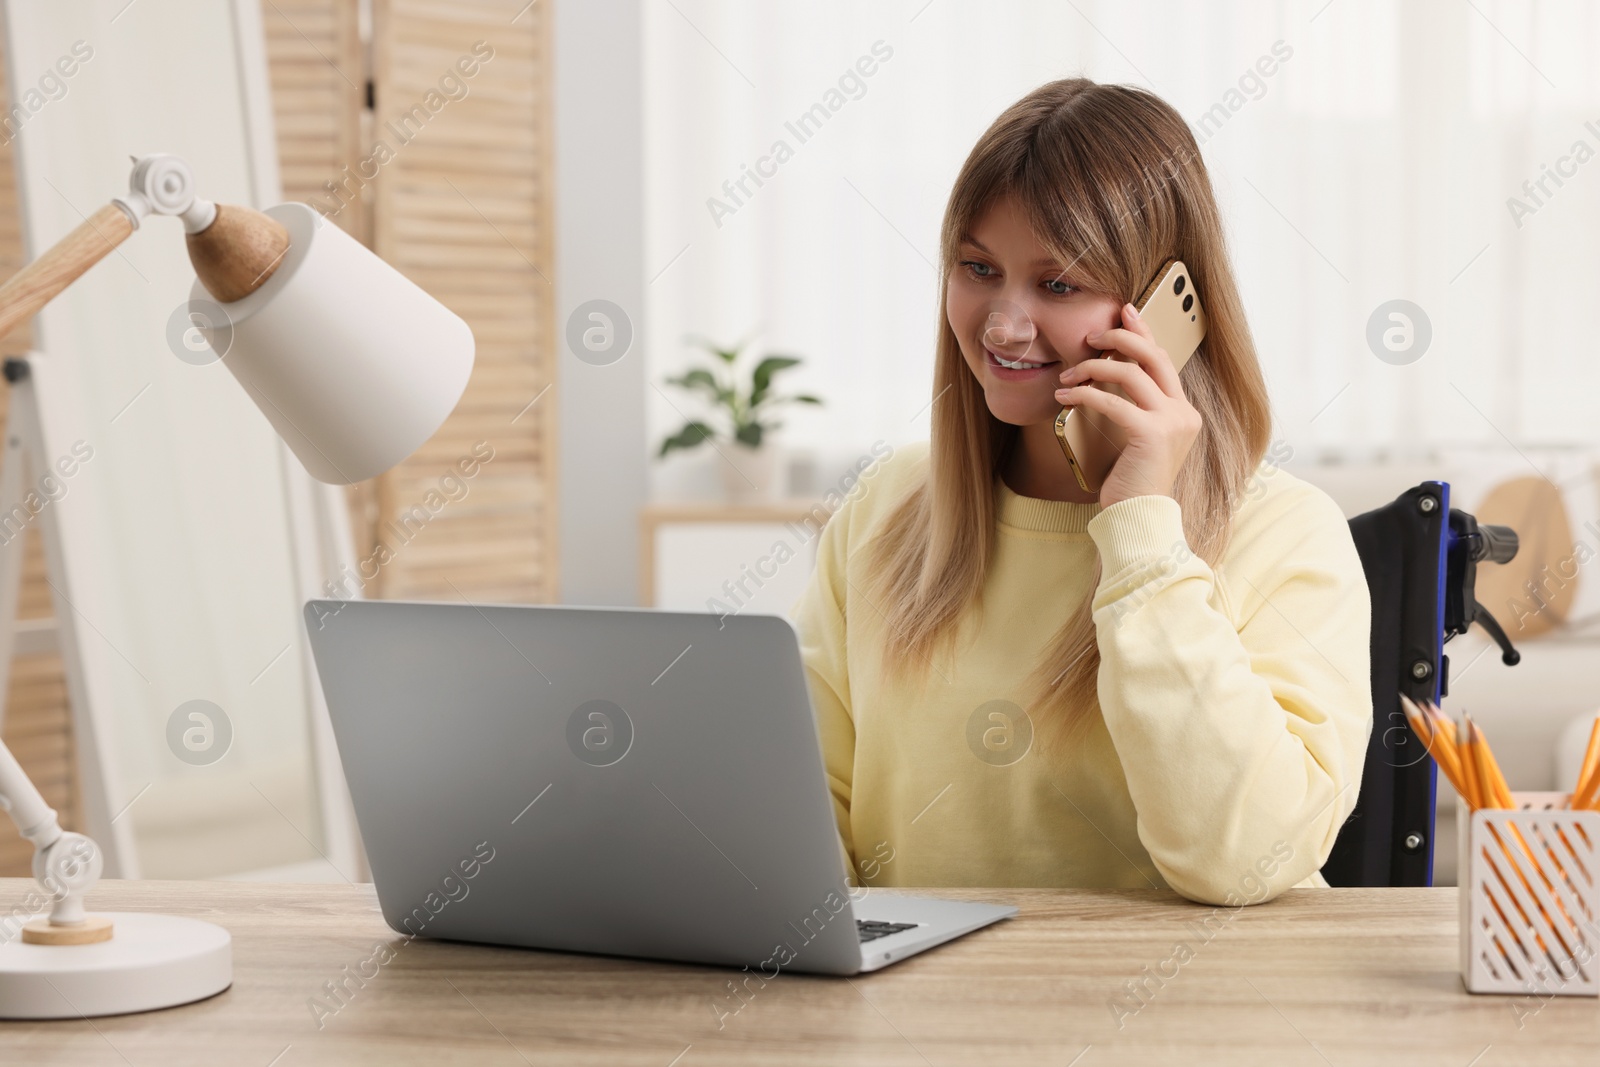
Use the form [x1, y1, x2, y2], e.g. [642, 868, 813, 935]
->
[1, 879, 1596, 1065]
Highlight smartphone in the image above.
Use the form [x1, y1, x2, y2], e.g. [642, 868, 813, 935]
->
[1053, 259, 1208, 495]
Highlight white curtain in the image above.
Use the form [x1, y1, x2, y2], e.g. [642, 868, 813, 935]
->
[643, 0, 1600, 495]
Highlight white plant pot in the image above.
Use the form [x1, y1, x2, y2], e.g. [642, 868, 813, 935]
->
[720, 443, 781, 502]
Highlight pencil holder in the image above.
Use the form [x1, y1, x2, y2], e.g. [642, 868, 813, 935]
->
[1458, 792, 1600, 996]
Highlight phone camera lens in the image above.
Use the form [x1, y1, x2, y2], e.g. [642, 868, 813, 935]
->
[1173, 275, 1186, 296]
[1182, 294, 1194, 312]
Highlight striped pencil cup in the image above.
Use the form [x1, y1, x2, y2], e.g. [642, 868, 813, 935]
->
[1458, 792, 1600, 996]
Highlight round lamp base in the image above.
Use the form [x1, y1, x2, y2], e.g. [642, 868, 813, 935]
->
[0, 912, 231, 1019]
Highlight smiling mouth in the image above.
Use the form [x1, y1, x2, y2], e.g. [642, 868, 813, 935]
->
[985, 347, 1058, 371]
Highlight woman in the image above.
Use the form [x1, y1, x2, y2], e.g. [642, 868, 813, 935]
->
[792, 78, 1372, 906]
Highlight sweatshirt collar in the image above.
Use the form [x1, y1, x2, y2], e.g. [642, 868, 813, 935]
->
[995, 475, 1101, 534]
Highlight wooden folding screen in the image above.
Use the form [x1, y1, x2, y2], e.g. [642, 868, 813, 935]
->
[270, 0, 558, 601]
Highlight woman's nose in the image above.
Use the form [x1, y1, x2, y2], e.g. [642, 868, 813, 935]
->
[982, 299, 1037, 348]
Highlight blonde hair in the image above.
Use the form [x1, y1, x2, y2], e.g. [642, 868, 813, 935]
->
[864, 78, 1272, 744]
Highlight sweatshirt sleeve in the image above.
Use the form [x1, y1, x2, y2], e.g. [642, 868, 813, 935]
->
[1085, 483, 1372, 905]
[790, 500, 860, 878]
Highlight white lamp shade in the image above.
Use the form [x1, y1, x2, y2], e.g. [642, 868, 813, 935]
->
[189, 202, 475, 484]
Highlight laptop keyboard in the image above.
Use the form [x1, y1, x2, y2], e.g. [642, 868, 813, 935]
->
[856, 919, 919, 943]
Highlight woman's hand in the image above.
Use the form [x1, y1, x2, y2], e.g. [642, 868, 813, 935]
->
[1053, 302, 1201, 508]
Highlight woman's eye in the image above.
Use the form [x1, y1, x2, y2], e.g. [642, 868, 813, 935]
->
[1044, 278, 1075, 296]
[961, 260, 995, 279]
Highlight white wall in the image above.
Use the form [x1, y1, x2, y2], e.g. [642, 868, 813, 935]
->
[554, 0, 649, 605]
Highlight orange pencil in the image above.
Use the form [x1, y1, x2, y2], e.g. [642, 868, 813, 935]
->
[1427, 701, 1458, 746]
[1458, 719, 1483, 810]
[1486, 751, 1514, 810]
[1465, 713, 1512, 809]
[1400, 695, 1466, 797]
[1576, 766, 1600, 811]
[1472, 715, 1565, 879]
[1572, 714, 1600, 810]
[1422, 702, 1465, 784]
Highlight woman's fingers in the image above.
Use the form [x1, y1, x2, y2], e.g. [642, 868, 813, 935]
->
[1087, 303, 1185, 398]
[1054, 382, 1145, 433]
[1121, 301, 1156, 341]
[1079, 328, 1170, 396]
[1056, 356, 1165, 409]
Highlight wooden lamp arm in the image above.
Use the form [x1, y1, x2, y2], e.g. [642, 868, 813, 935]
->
[0, 203, 135, 340]
[0, 154, 291, 343]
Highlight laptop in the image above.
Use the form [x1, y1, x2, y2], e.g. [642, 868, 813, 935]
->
[302, 599, 1016, 975]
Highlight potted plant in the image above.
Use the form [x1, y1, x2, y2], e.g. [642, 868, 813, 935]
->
[657, 337, 821, 501]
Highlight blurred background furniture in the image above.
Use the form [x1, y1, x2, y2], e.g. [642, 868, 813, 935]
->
[640, 500, 831, 613]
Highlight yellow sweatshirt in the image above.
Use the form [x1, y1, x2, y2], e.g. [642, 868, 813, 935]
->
[790, 440, 1372, 905]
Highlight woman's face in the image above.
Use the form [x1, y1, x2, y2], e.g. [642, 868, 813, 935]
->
[946, 194, 1123, 427]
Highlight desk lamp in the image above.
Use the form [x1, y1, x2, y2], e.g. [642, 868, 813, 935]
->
[0, 154, 474, 1017]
